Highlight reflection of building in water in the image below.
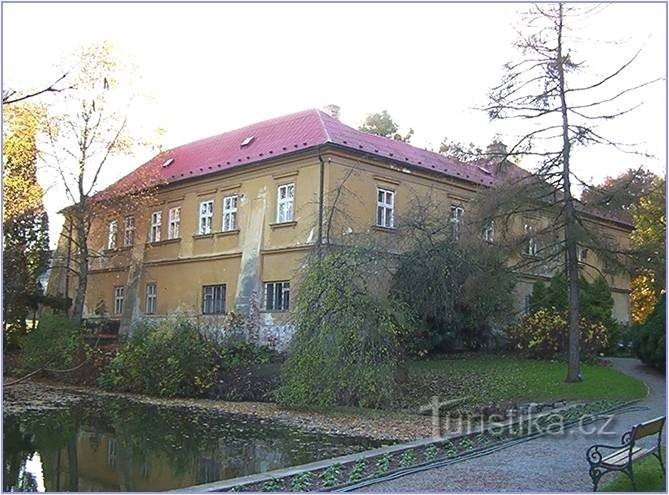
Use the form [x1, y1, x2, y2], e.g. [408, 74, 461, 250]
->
[40, 428, 204, 491]
[37, 426, 300, 491]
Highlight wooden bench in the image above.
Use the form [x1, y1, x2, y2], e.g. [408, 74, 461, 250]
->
[586, 416, 665, 491]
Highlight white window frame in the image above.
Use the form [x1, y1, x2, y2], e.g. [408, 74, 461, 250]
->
[276, 184, 294, 223]
[123, 216, 135, 247]
[483, 220, 495, 243]
[168, 207, 181, 240]
[222, 195, 238, 232]
[150, 211, 162, 243]
[107, 220, 118, 250]
[578, 247, 588, 263]
[199, 200, 214, 235]
[450, 205, 464, 240]
[376, 187, 395, 229]
[145, 283, 157, 314]
[202, 284, 226, 314]
[264, 281, 290, 312]
[524, 224, 537, 256]
[114, 286, 124, 315]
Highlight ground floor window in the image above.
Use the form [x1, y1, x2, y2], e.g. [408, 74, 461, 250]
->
[264, 281, 290, 311]
[145, 283, 157, 314]
[202, 284, 226, 314]
[114, 286, 124, 315]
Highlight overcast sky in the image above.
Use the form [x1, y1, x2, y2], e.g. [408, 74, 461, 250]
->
[3, 2, 666, 246]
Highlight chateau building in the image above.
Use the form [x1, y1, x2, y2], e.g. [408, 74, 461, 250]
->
[47, 107, 633, 348]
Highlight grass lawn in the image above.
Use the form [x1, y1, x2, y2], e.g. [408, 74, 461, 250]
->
[601, 449, 666, 492]
[399, 353, 647, 412]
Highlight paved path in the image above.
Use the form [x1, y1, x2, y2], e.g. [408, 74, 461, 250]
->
[355, 358, 666, 493]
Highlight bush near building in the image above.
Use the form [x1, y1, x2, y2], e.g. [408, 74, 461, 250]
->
[277, 248, 409, 409]
[632, 295, 665, 371]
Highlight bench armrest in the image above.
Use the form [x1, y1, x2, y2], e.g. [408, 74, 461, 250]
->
[586, 443, 630, 466]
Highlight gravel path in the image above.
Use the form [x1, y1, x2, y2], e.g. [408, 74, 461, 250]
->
[355, 358, 666, 493]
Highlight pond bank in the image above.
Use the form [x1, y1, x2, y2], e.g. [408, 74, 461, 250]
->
[3, 377, 434, 441]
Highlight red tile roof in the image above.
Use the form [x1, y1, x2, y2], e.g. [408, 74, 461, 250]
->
[96, 108, 632, 227]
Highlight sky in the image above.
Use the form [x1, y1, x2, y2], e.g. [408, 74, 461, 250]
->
[2, 2, 666, 247]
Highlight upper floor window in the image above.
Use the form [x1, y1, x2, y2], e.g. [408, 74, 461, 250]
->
[376, 188, 394, 228]
[450, 205, 464, 240]
[107, 220, 118, 250]
[114, 286, 124, 315]
[482, 220, 494, 243]
[265, 281, 290, 311]
[202, 284, 225, 314]
[524, 224, 537, 256]
[277, 184, 294, 223]
[145, 283, 157, 314]
[222, 195, 238, 232]
[150, 211, 162, 243]
[199, 200, 214, 235]
[123, 216, 135, 247]
[168, 207, 181, 240]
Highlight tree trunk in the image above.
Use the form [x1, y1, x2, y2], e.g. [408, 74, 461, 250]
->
[70, 209, 88, 323]
[556, 3, 582, 383]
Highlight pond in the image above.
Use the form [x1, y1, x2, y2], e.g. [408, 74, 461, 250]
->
[3, 396, 389, 492]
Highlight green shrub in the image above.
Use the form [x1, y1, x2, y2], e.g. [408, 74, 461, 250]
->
[217, 341, 275, 369]
[277, 248, 407, 409]
[507, 308, 608, 360]
[633, 296, 665, 370]
[99, 315, 216, 397]
[19, 314, 88, 373]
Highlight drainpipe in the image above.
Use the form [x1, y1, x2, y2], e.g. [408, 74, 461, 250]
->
[317, 146, 325, 258]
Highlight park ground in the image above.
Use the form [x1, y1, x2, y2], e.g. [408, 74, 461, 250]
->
[353, 357, 666, 492]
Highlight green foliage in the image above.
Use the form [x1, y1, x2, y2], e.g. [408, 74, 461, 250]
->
[399, 449, 416, 467]
[18, 314, 87, 372]
[376, 454, 391, 474]
[508, 309, 608, 360]
[217, 341, 274, 369]
[392, 240, 516, 353]
[632, 296, 665, 370]
[348, 460, 367, 482]
[261, 478, 283, 492]
[424, 444, 439, 462]
[321, 464, 341, 488]
[358, 110, 413, 142]
[529, 273, 622, 352]
[277, 248, 406, 409]
[290, 472, 313, 491]
[99, 315, 216, 397]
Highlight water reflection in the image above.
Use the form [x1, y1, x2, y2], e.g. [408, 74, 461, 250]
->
[4, 397, 386, 492]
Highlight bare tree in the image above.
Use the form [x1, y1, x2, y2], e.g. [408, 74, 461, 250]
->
[3, 73, 72, 106]
[484, 3, 660, 382]
[43, 42, 160, 322]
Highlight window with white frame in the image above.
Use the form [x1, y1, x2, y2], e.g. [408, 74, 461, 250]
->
[168, 207, 181, 239]
[202, 284, 225, 314]
[107, 220, 118, 250]
[523, 294, 532, 315]
[524, 224, 537, 256]
[150, 211, 162, 243]
[276, 184, 294, 223]
[123, 216, 135, 247]
[265, 281, 290, 311]
[199, 200, 214, 234]
[376, 188, 395, 228]
[450, 205, 464, 240]
[483, 220, 495, 243]
[114, 286, 124, 315]
[222, 195, 238, 231]
[145, 283, 157, 314]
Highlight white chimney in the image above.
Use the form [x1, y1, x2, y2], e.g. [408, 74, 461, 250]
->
[322, 104, 340, 120]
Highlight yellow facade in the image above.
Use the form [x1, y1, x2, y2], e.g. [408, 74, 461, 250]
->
[48, 145, 633, 346]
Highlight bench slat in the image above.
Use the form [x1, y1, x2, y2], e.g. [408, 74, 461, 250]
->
[602, 447, 651, 467]
[633, 417, 665, 440]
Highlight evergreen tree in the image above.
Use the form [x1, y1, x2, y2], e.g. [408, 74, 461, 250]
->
[2, 104, 50, 342]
